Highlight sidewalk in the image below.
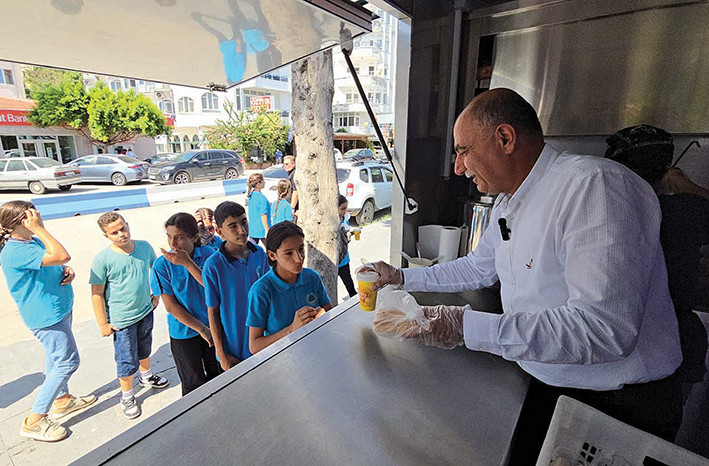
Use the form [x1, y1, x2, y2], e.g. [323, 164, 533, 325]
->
[0, 196, 391, 465]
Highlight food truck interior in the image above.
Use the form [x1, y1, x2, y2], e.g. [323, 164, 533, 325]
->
[2, 0, 708, 463]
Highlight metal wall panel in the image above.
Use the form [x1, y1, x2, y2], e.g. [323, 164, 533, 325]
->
[489, 2, 709, 135]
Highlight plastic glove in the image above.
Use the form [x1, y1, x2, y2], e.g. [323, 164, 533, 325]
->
[356, 261, 403, 291]
[409, 305, 466, 350]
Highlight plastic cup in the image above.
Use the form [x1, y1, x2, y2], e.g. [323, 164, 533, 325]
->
[357, 270, 379, 311]
[353, 229, 361, 240]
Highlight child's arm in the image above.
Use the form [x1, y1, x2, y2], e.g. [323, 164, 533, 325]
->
[23, 209, 71, 266]
[160, 248, 205, 286]
[208, 305, 240, 370]
[261, 214, 269, 236]
[162, 295, 213, 345]
[248, 306, 318, 354]
[91, 284, 117, 337]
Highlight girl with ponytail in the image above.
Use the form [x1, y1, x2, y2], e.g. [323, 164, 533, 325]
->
[246, 173, 270, 244]
[270, 179, 293, 225]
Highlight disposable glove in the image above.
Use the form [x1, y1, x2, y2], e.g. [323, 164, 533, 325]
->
[410, 305, 466, 349]
[356, 261, 403, 291]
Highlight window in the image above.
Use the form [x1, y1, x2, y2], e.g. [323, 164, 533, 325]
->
[383, 168, 393, 182]
[96, 156, 113, 165]
[191, 135, 200, 149]
[171, 136, 181, 153]
[334, 112, 360, 128]
[124, 79, 137, 89]
[0, 69, 14, 85]
[23, 160, 37, 171]
[6, 160, 25, 171]
[0, 160, 7, 171]
[159, 100, 174, 113]
[346, 93, 352, 103]
[183, 135, 190, 148]
[359, 169, 369, 182]
[209, 151, 225, 161]
[110, 80, 121, 92]
[178, 97, 194, 113]
[202, 92, 219, 111]
[368, 66, 375, 76]
[195, 152, 209, 162]
[370, 167, 384, 183]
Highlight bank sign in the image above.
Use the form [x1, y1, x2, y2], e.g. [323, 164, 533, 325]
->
[0, 109, 31, 126]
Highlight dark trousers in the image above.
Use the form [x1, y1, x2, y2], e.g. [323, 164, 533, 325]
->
[509, 372, 684, 465]
[170, 336, 222, 396]
[338, 263, 357, 297]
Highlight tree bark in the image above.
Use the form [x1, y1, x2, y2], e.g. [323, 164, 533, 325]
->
[291, 50, 339, 304]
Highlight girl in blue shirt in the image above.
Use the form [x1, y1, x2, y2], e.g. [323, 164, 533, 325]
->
[247, 221, 332, 353]
[246, 173, 271, 244]
[270, 179, 294, 225]
[0, 201, 95, 442]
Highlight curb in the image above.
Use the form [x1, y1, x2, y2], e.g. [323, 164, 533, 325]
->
[32, 179, 247, 220]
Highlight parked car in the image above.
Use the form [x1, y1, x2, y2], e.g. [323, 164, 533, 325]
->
[0, 157, 81, 194]
[68, 155, 149, 186]
[343, 148, 375, 162]
[148, 149, 244, 184]
[337, 160, 393, 224]
[263, 160, 393, 225]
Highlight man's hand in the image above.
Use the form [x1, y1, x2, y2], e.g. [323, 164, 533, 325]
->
[356, 261, 403, 291]
[21, 209, 44, 233]
[403, 305, 465, 349]
[151, 294, 160, 310]
[99, 322, 118, 337]
[218, 353, 240, 371]
[289, 306, 318, 331]
[198, 326, 214, 347]
[160, 248, 193, 267]
[60, 266, 75, 285]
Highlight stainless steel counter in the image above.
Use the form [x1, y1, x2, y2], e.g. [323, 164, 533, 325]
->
[75, 294, 529, 466]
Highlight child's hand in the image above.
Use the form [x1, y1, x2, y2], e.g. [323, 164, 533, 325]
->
[218, 353, 240, 371]
[60, 266, 75, 285]
[160, 248, 192, 267]
[99, 322, 118, 337]
[290, 306, 317, 331]
[22, 209, 44, 233]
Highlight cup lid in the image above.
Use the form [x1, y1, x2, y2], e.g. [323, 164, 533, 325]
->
[356, 270, 379, 281]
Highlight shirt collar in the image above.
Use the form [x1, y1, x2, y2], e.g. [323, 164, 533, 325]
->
[219, 241, 258, 263]
[266, 268, 303, 291]
[498, 144, 558, 210]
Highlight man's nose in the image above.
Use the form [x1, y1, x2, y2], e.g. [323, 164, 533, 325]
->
[454, 153, 466, 176]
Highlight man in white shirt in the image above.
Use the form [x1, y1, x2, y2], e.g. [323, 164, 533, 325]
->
[365, 88, 684, 453]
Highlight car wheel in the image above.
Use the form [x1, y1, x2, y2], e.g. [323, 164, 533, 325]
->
[58, 185, 72, 191]
[29, 181, 47, 195]
[356, 199, 375, 225]
[224, 167, 238, 180]
[111, 172, 128, 186]
[174, 171, 191, 184]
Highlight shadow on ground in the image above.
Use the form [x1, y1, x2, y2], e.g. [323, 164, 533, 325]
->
[0, 373, 44, 409]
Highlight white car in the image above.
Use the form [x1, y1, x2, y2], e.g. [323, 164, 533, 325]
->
[0, 157, 82, 194]
[262, 160, 393, 225]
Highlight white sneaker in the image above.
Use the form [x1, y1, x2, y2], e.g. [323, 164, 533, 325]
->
[120, 395, 141, 420]
[20, 416, 67, 442]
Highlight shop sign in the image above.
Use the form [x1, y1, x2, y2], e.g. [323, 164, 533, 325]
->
[249, 96, 272, 111]
[0, 109, 31, 126]
[163, 113, 175, 126]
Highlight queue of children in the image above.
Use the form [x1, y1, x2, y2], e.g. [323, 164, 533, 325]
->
[0, 191, 353, 443]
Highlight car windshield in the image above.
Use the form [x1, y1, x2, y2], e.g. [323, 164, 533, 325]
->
[344, 149, 361, 157]
[172, 151, 200, 163]
[31, 158, 60, 168]
[336, 168, 350, 183]
[117, 155, 138, 163]
[263, 166, 288, 178]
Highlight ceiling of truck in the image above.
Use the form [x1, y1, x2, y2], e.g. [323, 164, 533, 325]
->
[0, 0, 371, 89]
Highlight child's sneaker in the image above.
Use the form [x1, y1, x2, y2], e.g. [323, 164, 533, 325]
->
[20, 416, 67, 442]
[120, 395, 141, 420]
[49, 394, 97, 420]
[139, 374, 169, 389]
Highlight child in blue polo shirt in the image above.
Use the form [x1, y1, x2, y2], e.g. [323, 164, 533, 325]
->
[202, 201, 269, 371]
[195, 207, 223, 249]
[90, 212, 168, 420]
[150, 213, 221, 396]
[247, 221, 332, 354]
[0, 201, 96, 442]
[246, 173, 270, 244]
[271, 179, 293, 225]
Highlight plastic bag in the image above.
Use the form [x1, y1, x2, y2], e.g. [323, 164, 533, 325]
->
[373, 289, 467, 350]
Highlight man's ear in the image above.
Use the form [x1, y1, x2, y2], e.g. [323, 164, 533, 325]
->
[496, 124, 517, 155]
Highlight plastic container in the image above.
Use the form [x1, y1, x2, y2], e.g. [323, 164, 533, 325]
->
[536, 396, 709, 466]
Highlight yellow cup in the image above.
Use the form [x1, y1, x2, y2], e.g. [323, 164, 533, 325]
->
[357, 271, 379, 311]
[353, 229, 361, 240]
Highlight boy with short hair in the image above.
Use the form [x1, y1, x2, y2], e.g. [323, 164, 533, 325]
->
[202, 201, 269, 371]
[90, 212, 168, 420]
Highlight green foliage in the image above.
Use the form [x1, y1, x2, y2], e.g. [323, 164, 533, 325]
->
[23, 67, 80, 99]
[335, 127, 348, 133]
[28, 77, 169, 149]
[206, 100, 288, 162]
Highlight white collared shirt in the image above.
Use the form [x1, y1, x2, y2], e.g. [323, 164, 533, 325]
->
[403, 145, 682, 390]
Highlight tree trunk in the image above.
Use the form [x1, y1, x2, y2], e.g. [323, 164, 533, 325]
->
[291, 50, 339, 304]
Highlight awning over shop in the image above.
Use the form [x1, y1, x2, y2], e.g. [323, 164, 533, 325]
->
[0, 0, 371, 90]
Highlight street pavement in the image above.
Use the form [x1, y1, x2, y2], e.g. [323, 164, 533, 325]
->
[0, 190, 391, 465]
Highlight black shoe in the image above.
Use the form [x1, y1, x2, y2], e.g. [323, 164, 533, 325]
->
[139, 374, 169, 389]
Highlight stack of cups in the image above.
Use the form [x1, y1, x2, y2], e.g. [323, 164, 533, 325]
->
[356, 270, 379, 311]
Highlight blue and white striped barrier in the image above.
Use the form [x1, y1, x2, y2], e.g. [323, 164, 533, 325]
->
[33, 179, 248, 220]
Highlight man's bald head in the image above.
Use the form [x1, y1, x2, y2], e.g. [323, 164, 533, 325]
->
[460, 88, 544, 144]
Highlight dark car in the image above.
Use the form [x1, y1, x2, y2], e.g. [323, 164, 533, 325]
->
[343, 148, 375, 162]
[144, 153, 176, 165]
[148, 149, 244, 184]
